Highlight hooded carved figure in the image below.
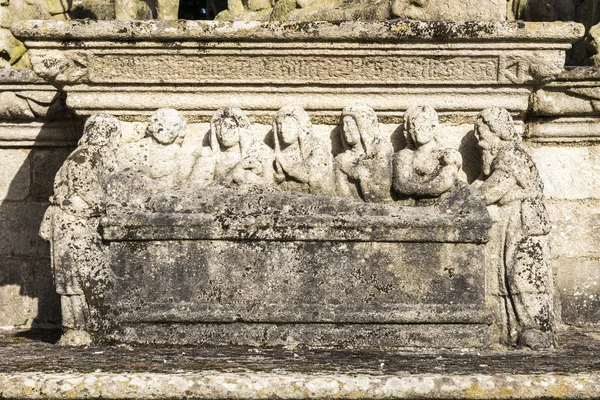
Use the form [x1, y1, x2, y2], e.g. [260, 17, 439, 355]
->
[40, 114, 121, 347]
[273, 106, 334, 195]
[334, 103, 393, 202]
[475, 107, 554, 349]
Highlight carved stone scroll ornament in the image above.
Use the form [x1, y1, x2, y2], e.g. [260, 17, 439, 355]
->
[393, 105, 462, 199]
[273, 105, 334, 195]
[475, 107, 554, 349]
[334, 103, 393, 203]
[0, 90, 64, 120]
[40, 114, 121, 347]
[30, 51, 88, 84]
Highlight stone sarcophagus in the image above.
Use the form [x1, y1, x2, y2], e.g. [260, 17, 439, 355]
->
[40, 103, 555, 350]
[100, 186, 492, 348]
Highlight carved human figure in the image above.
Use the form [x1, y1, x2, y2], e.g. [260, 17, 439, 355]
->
[475, 107, 554, 349]
[39, 114, 120, 346]
[109, 108, 197, 205]
[208, 107, 274, 187]
[393, 106, 462, 198]
[334, 104, 393, 202]
[273, 106, 334, 195]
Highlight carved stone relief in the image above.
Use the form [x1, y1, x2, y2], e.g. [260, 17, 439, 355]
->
[114, 0, 179, 20]
[40, 114, 121, 347]
[0, 90, 64, 119]
[217, 0, 505, 21]
[474, 107, 554, 349]
[40, 104, 554, 350]
[273, 105, 334, 195]
[334, 104, 393, 203]
[393, 106, 462, 199]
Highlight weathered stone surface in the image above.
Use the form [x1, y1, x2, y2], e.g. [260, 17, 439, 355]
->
[12, 21, 583, 118]
[37, 107, 504, 348]
[218, 0, 505, 22]
[530, 68, 600, 142]
[0, 202, 50, 258]
[475, 108, 554, 349]
[0, 69, 66, 121]
[556, 258, 600, 326]
[0, 257, 59, 328]
[393, 106, 462, 198]
[105, 239, 488, 323]
[0, 328, 599, 397]
[546, 200, 600, 259]
[0, 148, 30, 200]
[29, 148, 74, 201]
[526, 145, 600, 200]
[4, 370, 600, 400]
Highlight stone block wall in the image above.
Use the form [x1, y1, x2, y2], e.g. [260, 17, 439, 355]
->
[527, 143, 600, 327]
[0, 70, 80, 329]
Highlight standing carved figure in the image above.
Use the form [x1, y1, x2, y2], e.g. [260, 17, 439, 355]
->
[209, 107, 274, 187]
[393, 106, 462, 198]
[334, 104, 393, 202]
[475, 107, 554, 349]
[273, 106, 334, 195]
[40, 114, 120, 346]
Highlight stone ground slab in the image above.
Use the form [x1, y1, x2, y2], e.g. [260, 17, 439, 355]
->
[0, 329, 599, 399]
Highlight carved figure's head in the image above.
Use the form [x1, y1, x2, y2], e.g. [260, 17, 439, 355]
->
[275, 106, 313, 154]
[146, 109, 188, 145]
[404, 105, 438, 148]
[475, 107, 521, 176]
[211, 107, 251, 150]
[391, 0, 430, 20]
[341, 103, 380, 155]
[79, 114, 121, 147]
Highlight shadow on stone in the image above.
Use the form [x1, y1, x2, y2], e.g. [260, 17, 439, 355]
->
[0, 74, 83, 338]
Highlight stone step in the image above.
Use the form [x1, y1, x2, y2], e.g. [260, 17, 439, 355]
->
[0, 329, 598, 399]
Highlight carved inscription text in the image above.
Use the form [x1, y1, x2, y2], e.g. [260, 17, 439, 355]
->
[91, 54, 499, 84]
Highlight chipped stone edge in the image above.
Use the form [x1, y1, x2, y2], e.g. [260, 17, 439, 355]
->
[0, 372, 599, 399]
[11, 20, 585, 43]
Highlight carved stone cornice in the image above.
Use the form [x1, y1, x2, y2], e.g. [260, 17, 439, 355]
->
[0, 69, 79, 146]
[530, 67, 600, 142]
[11, 20, 584, 119]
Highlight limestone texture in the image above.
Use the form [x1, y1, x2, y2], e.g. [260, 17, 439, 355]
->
[0, 329, 599, 399]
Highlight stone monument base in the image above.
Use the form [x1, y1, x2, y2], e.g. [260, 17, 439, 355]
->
[1, 329, 599, 399]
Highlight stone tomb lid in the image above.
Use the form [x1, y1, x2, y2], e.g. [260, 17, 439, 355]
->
[101, 185, 492, 243]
